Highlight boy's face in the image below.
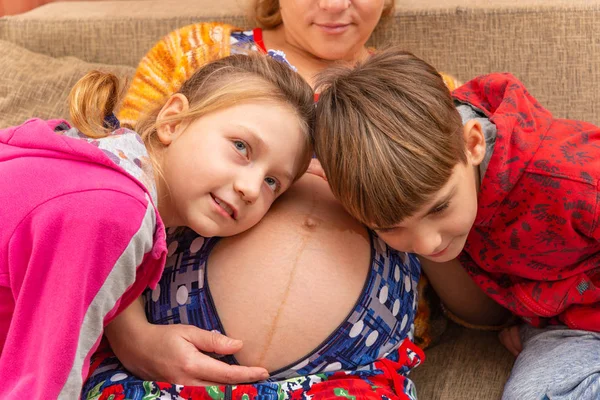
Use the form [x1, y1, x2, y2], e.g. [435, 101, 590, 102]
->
[374, 162, 480, 262]
[373, 120, 486, 262]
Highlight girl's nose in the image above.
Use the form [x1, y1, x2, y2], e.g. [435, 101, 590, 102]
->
[233, 172, 263, 205]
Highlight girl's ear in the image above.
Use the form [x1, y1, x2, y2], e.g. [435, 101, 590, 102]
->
[462, 119, 486, 166]
[156, 94, 190, 145]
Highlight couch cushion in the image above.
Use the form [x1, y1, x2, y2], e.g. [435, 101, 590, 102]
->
[2, 0, 599, 124]
[373, 2, 600, 125]
[0, 0, 251, 67]
[411, 322, 515, 400]
[0, 40, 134, 128]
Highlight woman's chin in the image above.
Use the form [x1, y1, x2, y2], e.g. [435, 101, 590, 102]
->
[311, 44, 360, 62]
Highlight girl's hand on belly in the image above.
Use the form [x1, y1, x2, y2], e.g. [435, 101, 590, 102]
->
[131, 324, 269, 385]
[106, 300, 269, 385]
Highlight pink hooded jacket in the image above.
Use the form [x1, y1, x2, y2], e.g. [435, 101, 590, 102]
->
[0, 119, 167, 399]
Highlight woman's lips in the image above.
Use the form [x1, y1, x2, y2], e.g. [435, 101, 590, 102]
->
[314, 23, 351, 34]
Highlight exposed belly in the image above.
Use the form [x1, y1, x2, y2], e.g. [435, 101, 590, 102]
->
[207, 174, 370, 372]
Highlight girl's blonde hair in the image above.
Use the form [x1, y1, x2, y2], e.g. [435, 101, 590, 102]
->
[251, 0, 395, 29]
[314, 48, 466, 229]
[69, 53, 315, 181]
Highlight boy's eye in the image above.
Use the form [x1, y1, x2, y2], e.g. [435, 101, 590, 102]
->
[265, 176, 279, 192]
[234, 140, 248, 157]
[431, 202, 450, 215]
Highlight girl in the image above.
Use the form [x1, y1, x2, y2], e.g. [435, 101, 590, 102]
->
[0, 53, 314, 399]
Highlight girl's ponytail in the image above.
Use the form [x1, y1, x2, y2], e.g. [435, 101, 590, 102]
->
[69, 70, 122, 138]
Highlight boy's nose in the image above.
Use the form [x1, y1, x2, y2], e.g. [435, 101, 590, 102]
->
[412, 232, 443, 257]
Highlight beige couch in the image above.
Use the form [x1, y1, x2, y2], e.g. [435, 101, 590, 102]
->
[1, 0, 598, 398]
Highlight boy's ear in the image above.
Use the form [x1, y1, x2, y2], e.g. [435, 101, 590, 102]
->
[156, 93, 190, 145]
[463, 120, 486, 166]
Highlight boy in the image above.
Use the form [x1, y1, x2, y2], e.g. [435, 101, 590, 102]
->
[314, 48, 600, 400]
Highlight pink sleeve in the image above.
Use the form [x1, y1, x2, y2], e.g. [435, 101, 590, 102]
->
[0, 188, 160, 399]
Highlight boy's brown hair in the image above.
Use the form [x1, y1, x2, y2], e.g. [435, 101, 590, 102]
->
[314, 48, 466, 228]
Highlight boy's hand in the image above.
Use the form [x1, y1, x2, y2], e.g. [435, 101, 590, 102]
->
[498, 325, 523, 357]
[306, 158, 327, 181]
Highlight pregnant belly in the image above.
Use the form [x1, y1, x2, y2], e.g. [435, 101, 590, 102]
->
[207, 174, 371, 372]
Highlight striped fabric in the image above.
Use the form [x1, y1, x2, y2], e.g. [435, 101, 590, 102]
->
[117, 22, 236, 127]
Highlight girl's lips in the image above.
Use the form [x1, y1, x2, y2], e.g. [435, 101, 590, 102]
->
[211, 194, 235, 220]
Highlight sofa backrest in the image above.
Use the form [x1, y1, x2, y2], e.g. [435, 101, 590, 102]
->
[1, 0, 599, 124]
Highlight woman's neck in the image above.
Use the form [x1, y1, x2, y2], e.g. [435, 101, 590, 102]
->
[261, 26, 368, 88]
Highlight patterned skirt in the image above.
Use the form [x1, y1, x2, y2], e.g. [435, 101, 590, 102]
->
[82, 339, 424, 400]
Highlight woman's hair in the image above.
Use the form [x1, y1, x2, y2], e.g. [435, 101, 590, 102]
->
[69, 53, 315, 181]
[313, 48, 466, 229]
[251, 0, 395, 29]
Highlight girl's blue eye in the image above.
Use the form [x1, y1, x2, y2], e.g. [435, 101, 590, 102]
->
[234, 140, 248, 157]
[265, 176, 279, 192]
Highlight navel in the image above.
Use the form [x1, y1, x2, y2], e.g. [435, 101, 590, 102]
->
[302, 216, 320, 230]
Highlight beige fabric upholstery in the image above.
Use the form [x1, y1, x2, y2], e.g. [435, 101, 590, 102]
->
[2, 0, 599, 124]
[411, 322, 515, 400]
[0, 40, 134, 127]
[374, 8, 600, 126]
